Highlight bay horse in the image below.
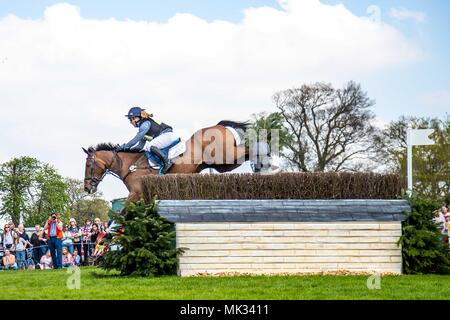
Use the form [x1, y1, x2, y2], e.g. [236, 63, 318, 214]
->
[83, 120, 269, 202]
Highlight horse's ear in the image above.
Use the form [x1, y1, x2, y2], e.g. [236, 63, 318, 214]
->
[82, 147, 89, 155]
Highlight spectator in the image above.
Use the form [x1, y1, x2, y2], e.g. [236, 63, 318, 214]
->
[39, 250, 53, 270]
[38, 228, 49, 258]
[433, 209, 446, 233]
[94, 218, 104, 232]
[62, 225, 74, 254]
[81, 219, 93, 265]
[14, 232, 31, 270]
[2, 249, 18, 270]
[445, 214, 450, 246]
[69, 218, 82, 259]
[43, 212, 63, 269]
[17, 223, 30, 245]
[61, 247, 73, 268]
[2, 225, 15, 251]
[0, 228, 3, 251]
[30, 225, 43, 264]
[103, 222, 109, 233]
[445, 215, 450, 246]
[89, 223, 100, 256]
[72, 249, 81, 267]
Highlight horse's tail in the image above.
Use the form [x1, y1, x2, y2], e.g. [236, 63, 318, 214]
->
[217, 119, 249, 149]
[217, 120, 272, 173]
[217, 120, 250, 132]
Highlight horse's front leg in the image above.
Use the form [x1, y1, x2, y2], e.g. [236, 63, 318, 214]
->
[117, 190, 144, 217]
[127, 191, 143, 203]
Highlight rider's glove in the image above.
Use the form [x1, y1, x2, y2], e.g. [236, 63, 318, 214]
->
[114, 144, 125, 152]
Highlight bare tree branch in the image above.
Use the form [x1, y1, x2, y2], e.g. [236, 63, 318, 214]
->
[272, 81, 376, 172]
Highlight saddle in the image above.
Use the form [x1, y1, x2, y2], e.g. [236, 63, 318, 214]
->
[145, 138, 185, 170]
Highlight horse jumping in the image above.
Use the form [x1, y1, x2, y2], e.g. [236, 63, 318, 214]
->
[83, 121, 270, 202]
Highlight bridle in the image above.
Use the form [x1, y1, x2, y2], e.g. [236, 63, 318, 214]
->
[84, 152, 123, 190]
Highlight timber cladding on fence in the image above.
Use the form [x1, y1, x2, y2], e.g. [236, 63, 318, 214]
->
[157, 199, 410, 276]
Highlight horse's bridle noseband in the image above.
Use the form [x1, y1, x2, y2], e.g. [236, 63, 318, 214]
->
[84, 152, 121, 189]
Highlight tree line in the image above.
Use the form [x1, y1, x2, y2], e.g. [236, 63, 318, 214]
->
[252, 81, 449, 202]
[1, 80, 448, 225]
[0, 159, 110, 226]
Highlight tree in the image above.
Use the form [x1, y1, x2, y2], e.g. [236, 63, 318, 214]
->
[272, 81, 376, 172]
[24, 163, 70, 226]
[399, 196, 450, 274]
[249, 112, 293, 171]
[373, 116, 449, 202]
[100, 199, 183, 276]
[0, 159, 111, 226]
[0, 157, 70, 226]
[66, 177, 90, 209]
[66, 178, 110, 223]
[0, 157, 39, 225]
[73, 198, 111, 223]
[250, 112, 292, 148]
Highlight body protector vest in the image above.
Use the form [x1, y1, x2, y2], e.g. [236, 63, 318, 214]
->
[143, 118, 173, 141]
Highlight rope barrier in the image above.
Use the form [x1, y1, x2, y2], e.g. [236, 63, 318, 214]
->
[0, 240, 96, 253]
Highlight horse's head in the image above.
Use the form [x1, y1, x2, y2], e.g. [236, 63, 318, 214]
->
[82, 147, 110, 194]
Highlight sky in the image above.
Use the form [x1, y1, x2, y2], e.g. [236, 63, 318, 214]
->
[0, 0, 449, 203]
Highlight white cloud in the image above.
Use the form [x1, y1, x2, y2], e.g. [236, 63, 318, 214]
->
[390, 8, 426, 23]
[0, 0, 421, 200]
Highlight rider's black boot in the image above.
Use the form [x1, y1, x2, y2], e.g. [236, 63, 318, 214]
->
[150, 146, 173, 175]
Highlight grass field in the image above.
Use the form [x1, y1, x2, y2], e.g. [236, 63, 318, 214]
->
[0, 267, 448, 300]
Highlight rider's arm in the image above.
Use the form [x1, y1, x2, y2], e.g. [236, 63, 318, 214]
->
[122, 121, 151, 150]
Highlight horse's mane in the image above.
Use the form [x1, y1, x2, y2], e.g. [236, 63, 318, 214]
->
[88, 143, 142, 153]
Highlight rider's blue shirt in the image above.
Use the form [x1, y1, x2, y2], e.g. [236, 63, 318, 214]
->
[123, 120, 151, 150]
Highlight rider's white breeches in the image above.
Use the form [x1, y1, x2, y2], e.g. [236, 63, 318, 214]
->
[143, 131, 179, 151]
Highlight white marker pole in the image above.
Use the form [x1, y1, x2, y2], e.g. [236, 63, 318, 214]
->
[406, 127, 413, 196]
[406, 127, 434, 197]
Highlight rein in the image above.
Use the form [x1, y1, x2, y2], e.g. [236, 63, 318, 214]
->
[85, 151, 152, 188]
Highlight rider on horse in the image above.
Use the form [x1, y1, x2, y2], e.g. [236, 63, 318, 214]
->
[119, 106, 179, 174]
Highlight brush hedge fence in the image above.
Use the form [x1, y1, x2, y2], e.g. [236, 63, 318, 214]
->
[141, 172, 404, 201]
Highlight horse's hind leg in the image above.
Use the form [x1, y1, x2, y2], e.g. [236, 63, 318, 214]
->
[248, 141, 272, 173]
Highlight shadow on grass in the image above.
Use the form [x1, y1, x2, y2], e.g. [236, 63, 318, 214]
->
[88, 268, 177, 280]
[88, 268, 124, 279]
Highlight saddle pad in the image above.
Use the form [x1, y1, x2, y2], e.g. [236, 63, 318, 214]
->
[168, 140, 187, 159]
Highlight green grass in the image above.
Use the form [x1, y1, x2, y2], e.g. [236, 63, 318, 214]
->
[0, 267, 448, 300]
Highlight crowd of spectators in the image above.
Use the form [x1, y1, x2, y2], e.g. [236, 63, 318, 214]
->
[0, 215, 110, 271]
[433, 203, 450, 245]
[0, 203, 448, 271]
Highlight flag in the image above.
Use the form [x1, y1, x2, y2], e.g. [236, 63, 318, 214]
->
[408, 129, 435, 146]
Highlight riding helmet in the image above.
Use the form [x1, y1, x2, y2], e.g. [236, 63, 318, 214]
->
[125, 106, 144, 119]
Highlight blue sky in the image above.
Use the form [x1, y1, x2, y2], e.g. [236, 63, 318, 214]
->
[0, 0, 448, 121]
[0, 0, 448, 201]
[324, 0, 450, 120]
[0, 1, 282, 22]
